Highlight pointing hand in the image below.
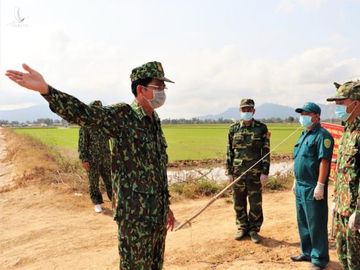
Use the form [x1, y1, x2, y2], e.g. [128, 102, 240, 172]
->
[6, 64, 49, 94]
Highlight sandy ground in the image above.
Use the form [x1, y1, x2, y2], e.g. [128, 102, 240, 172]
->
[0, 129, 15, 190]
[0, 128, 342, 270]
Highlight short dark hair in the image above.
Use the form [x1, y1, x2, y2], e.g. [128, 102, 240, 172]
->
[131, 77, 153, 97]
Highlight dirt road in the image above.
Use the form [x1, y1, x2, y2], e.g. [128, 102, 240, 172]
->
[0, 128, 341, 270]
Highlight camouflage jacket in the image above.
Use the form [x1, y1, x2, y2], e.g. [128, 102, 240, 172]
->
[43, 86, 169, 224]
[78, 126, 110, 163]
[226, 119, 270, 177]
[334, 116, 360, 224]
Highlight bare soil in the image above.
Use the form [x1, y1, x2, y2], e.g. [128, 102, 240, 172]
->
[0, 128, 341, 270]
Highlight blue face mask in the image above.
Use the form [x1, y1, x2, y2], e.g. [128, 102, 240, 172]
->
[240, 112, 253, 121]
[299, 115, 312, 128]
[335, 105, 348, 120]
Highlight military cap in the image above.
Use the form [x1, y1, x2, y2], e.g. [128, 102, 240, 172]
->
[240, 99, 255, 108]
[89, 100, 102, 107]
[130, 61, 174, 83]
[327, 80, 360, 101]
[295, 102, 321, 115]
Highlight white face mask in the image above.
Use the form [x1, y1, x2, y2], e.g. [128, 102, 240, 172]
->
[239, 112, 253, 121]
[146, 89, 166, 109]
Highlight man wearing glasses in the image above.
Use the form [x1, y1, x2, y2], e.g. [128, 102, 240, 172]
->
[6, 61, 176, 270]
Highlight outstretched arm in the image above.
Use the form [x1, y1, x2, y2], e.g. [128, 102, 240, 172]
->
[6, 64, 130, 137]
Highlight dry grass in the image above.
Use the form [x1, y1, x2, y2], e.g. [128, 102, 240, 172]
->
[2, 128, 294, 202]
[2, 128, 88, 195]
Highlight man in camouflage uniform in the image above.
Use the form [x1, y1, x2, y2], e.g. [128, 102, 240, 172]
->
[6, 61, 176, 270]
[78, 100, 112, 213]
[226, 99, 270, 244]
[327, 81, 360, 270]
[291, 102, 334, 270]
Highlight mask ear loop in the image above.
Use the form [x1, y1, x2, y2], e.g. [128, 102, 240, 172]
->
[344, 100, 359, 121]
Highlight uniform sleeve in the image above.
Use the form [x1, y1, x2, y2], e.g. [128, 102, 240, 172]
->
[42, 86, 130, 137]
[226, 127, 234, 175]
[78, 127, 89, 161]
[261, 125, 270, 175]
[317, 132, 334, 161]
[354, 133, 360, 228]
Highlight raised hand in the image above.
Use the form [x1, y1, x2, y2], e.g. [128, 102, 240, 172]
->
[5, 64, 49, 94]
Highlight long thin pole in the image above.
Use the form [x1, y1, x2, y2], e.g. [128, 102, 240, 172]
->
[174, 125, 302, 231]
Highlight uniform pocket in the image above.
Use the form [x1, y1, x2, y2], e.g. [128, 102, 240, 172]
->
[252, 135, 263, 149]
[302, 142, 317, 157]
[130, 185, 157, 219]
[232, 134, 244, 148]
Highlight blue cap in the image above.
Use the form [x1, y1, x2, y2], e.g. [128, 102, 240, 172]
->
[295, 102, 321, 115]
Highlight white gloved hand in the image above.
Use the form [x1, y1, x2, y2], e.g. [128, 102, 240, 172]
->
[227, 175, 234, 184]
[348, 212, 356, 231]
[314, 182, 325, 200]
[260, 174, 268, 184]
[292, 180, 296, 195]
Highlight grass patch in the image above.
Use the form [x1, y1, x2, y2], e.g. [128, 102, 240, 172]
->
[2, 129, 88, 195]
[170, 170, 294, 202]
[6, 127, 295, 201]
[14, 123, 302, 161]
[263, 171, 294, 192]
[170, 178, 228, 200]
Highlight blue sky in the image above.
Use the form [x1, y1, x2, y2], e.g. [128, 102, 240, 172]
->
[1, 0, 360, 118]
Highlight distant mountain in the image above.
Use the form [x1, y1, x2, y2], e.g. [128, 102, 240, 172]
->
[0, 102, 338, 122]
[0, 105, 60, 122]
[198, 103, 337, 120]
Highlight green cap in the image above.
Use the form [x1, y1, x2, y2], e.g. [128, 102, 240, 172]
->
[130, 61, 174, 83]
[327, 80, 360, 101]
[295, 102, 321, 115]
[240, 99, 255, 108]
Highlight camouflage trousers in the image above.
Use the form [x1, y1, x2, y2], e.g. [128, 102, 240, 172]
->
[232, 175, 263, 232]
[87, 159, 112, 205]
[116, 218, 167, 270]
[335, 213, 360, 270]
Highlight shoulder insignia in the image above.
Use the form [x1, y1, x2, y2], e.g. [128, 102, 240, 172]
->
[324, 138, 332, 149]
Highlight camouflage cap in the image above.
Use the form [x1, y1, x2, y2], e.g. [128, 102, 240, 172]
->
[240, 99, 255, 108]
[295, 102, 321, 115]
[89, 100, 102, 107]
[327, 80, 360, 101]
[130, 61, 174, 83]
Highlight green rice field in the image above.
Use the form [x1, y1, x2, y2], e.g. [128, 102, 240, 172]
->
[15, 123, 302, 161]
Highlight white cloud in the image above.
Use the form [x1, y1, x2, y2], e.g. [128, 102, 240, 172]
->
[276, 0, 328, 13]
[2, 23, 360, 119]
[0, 103, 36, 111]
[159, 45, 360, 118]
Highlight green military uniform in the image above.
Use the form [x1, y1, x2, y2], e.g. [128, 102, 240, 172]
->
[42, 62, 173, 270]
[226, 99, 270, 233]
[78, 100, 112, 205]
[293, 102, 334, 268]
[327, 81, 360, 270]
